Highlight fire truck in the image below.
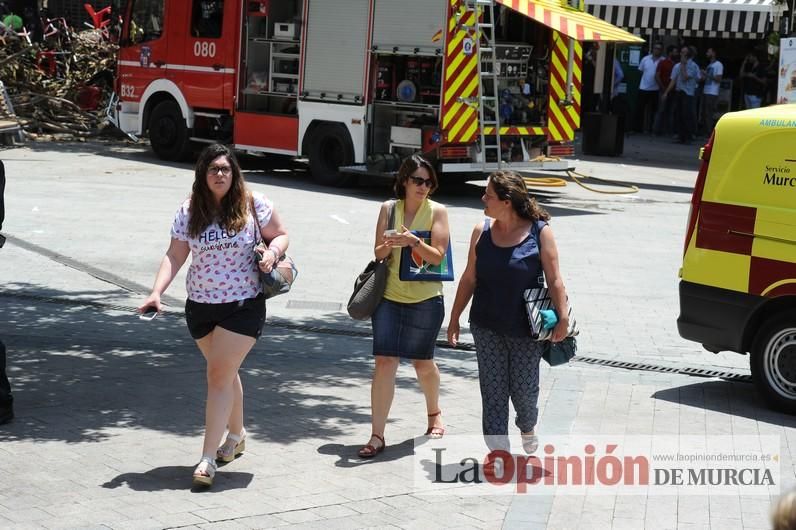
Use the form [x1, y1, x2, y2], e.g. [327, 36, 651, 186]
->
[114, 0, 640, 186]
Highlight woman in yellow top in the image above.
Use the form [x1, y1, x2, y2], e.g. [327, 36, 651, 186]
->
[358, 155, 450, 458]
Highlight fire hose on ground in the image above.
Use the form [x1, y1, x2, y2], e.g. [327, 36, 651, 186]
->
[522, 156, 640, 195]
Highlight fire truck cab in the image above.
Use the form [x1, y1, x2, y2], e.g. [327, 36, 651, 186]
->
[115, 0, 640, 185]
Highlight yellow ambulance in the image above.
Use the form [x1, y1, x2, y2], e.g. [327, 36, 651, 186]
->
[678, 104, 796, 414]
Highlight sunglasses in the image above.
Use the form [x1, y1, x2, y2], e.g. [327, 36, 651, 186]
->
[408, 175, 434, 188]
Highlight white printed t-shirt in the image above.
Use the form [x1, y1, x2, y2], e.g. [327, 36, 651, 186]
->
[171, 192, 273, 304]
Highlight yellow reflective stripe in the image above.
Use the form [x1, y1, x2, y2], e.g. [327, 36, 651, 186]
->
[444, 60, 477, 103]
[448, 108, 475, 139]
[461, 119, 478, 142]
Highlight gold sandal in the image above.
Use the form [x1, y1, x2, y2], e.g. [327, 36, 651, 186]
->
[216, 429, 246, 463]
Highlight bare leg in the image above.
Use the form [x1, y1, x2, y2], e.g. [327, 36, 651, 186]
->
[365, 355, 399, 449]
[196, 337, 245, 438]
[413, 359, 444, 435]
[197, 327, 255, 460]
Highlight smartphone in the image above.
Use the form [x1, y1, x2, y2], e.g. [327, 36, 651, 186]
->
[384, 229, 398, 237]
[139, 307, 158, 321]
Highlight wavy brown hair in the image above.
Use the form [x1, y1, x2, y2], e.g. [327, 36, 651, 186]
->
[393, 154, 438, 199]
[488, 171, 550, 222]
[187, 144, 250, 238]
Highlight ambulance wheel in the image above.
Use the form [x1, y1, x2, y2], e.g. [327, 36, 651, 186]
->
[750, 311, 796, 415]
[307, 123, 355, 187]
[149, 100, 191, 161]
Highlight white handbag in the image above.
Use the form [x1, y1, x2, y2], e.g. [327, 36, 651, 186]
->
[522, 221, 578, 341]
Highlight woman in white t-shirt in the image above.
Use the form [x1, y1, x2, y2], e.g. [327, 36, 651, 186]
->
[138, 144, 289, 487]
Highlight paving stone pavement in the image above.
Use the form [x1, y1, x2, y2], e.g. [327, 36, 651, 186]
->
[0, 137, 794, 529]
[0, 273, 794, 529]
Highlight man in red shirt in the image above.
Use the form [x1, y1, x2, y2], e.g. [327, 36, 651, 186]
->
[653, 45, 678, 135]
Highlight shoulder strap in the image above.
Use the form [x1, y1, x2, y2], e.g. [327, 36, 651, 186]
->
[388, 199, 396, 230]
[250, 194, 262, 245]
[531, 220, 546, 287]
[530, 220, 540, 250]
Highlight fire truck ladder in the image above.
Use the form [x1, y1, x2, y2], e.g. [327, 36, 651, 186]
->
[470, 0, 503, 171]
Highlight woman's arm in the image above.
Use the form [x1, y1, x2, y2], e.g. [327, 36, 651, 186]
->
[138, 238, 190, 312]
[447, 222, 483, 346]
[539, 225, 569, 342]
[259, 209, 289, 273]
[388, 204, 449, 266]
[373, 201, 394, 261]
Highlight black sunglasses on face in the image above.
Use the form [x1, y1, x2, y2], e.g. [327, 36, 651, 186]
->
[409, 175, 433, 188]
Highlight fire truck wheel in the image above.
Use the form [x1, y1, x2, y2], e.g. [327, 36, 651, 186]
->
[149, 100, 191, 161]
[750, 310, 796, 415]
[307, 124, 355, 187]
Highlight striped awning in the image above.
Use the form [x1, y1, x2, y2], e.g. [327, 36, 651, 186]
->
[496, 0, 645, 42]
[585, 0, 784, 39]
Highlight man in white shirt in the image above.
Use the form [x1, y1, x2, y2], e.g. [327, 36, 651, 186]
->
[700, 48, 723, 135]
[635, 43, 662, 133]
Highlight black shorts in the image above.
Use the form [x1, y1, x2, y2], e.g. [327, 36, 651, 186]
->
[185, 294, 266, 340]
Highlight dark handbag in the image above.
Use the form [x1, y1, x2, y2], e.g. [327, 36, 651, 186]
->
[347, 201, 395, 320]
[251, 196, 297, 299]
[398, 231, 454, 281]
[542, 336, 577, 366]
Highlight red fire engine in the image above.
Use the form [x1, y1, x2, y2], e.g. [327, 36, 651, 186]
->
[114, 0, 640, 185]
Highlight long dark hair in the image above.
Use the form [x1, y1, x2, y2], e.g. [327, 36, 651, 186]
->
[393, 154, 438, 198]
[489, 171, 550, 222]
[188, 144, 249, 238]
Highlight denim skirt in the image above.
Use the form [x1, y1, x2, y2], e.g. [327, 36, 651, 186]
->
[371, 296, 444, 359]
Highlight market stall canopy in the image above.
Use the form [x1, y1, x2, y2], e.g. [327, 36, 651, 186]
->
[585, 0, 787, 39]
[497, 0, 645, 42]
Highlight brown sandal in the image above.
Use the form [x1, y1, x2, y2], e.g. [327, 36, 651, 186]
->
[357, 434, 386, 458]
[425, 411, 445, 438]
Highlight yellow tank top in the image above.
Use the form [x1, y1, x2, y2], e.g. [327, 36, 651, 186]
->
[384, 199, 444, 303]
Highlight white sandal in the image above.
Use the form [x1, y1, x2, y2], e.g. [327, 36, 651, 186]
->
[216, 429, 246, 463]
[192, 456, 217, 486]
[521, 432, 539, 454]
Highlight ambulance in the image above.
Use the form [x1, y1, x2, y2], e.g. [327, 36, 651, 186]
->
[112, 0, 640, 185]
[678, 105, 796, 414]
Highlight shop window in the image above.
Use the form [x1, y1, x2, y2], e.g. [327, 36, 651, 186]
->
[128, 0, 164, 44]
[192, 0, 224, 38]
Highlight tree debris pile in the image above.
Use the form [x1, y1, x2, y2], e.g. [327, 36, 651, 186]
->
[0, 27, 118, 141]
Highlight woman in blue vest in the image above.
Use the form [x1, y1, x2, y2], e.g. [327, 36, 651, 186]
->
[447, 171, 570, 453]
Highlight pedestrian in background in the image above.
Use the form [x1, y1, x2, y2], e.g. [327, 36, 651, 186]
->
[699, 47, 723, 136]
[635, 42, 662, 133]
[0, 159, 12, 426]
[662, 45, 699, 144]
[138, 144, 289, 486]
[741, 53, 767, 109]
[447, 171, 570, 454]
[581, 43, 598, 114]
[653, 45, 677, 135]
[358, 154, 449, 459]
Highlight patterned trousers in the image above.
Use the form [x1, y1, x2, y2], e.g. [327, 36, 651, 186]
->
[471, 323, 543, 449]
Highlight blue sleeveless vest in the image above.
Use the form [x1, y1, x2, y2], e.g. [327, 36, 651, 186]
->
[469, 218, 547, 337]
